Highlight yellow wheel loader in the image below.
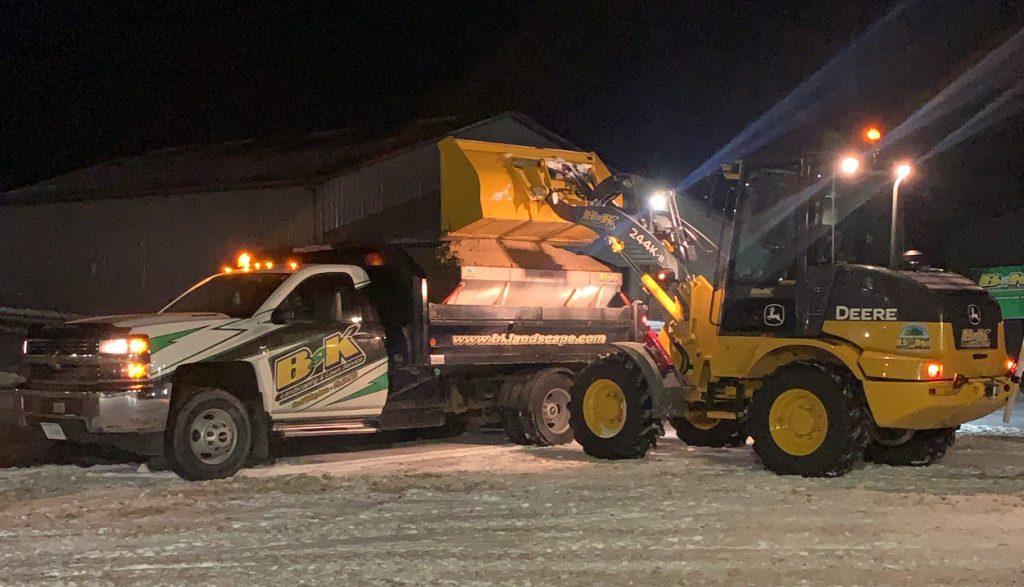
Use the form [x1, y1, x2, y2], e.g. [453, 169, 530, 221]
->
[439, 138, 1017, 477]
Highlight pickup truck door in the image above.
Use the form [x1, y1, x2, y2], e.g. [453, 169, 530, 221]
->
[261, 272, 389, 419]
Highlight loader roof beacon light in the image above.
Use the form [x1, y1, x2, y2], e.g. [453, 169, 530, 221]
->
[237, 252, 252, 271]
[865, 126, 882, 143]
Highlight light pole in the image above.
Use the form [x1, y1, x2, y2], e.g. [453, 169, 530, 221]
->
[889, 163, 913, 268]
[830, 155, 861, 263]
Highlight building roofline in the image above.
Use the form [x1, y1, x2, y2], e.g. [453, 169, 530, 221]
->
[1, 112, 580, 206]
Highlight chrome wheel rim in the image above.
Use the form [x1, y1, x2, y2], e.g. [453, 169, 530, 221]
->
[189, 408, 238, 465]
[542, 387, 572, 435]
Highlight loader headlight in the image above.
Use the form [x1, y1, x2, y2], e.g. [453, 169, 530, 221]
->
[648, 190, 671, 211]
[99, 336, 150, 355]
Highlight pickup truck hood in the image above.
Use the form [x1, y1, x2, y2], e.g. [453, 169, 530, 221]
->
[72, 312, 232, 329]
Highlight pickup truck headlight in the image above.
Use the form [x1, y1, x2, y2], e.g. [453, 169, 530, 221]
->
[99, 337, 150, 355]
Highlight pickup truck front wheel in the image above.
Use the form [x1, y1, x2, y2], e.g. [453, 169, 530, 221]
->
[168, 388, 253, 481]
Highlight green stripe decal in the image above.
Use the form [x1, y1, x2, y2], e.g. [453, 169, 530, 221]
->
[149, 327, 207, 354]
[328, 373, 389, 405]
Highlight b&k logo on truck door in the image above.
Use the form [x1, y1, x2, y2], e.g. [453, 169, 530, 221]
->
[273, 324, 366, 404]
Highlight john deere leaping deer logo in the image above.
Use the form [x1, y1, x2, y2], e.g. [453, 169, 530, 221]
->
[764, 304, 785, 327]
[273, 324, 366, 404]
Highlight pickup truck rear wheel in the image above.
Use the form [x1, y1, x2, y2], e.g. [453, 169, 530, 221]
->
[168, 388, 252, 481]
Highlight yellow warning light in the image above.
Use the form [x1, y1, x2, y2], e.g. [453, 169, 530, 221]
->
[288, 260, 299, 270]
[128, 337, 149, 354]
[255, 262, 262, 270]
[265, 261, 274, 269]
[125, 362, 149, 379]
[223, 266, 233, 274]
[237, 252, 252, 270]
[865, 127, 882, 143]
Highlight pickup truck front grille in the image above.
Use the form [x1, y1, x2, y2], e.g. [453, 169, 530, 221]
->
[25, 339, 100, 356]
[26, 363, 106, 385]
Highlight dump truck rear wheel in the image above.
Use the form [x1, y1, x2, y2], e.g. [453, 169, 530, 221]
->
[749, 364, 868, 477]
[569, 353, 658, 460]
[670, 413, 746, 448]
[866, 428, 955, 466]
[499, 369, 575, 446]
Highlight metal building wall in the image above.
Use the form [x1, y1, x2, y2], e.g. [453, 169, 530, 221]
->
[0, 187, 316, 314]
[0, 118, 567, 315]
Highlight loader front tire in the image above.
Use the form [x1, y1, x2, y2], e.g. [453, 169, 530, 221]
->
[748, 364, 868, 477]
[569, 354, 658, 460]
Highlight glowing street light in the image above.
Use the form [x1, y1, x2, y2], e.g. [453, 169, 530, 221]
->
[890, 162, 914, 268]
[838, 155, 861, 176]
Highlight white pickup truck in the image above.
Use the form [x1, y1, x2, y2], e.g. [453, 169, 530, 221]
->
[17, 245, 645, 480]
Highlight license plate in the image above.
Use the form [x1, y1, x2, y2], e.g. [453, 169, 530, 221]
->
[40, 422, 67, 440]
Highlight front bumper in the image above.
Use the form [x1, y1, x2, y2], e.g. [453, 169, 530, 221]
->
[16, 383, 170, 434]
[863, 376, 1015, 429]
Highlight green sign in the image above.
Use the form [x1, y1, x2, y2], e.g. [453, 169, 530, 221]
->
[971, 265, 1024, 319]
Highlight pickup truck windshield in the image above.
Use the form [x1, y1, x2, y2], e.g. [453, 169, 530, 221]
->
[163, 273, 291, 318]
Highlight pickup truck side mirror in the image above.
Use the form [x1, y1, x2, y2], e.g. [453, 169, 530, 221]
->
[270, 308, 294, 325]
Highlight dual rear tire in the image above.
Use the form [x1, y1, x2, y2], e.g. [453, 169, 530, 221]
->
[501, 369, 576, 447]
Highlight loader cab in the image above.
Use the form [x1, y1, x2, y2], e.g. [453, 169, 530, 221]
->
[717, 160, 839, 336]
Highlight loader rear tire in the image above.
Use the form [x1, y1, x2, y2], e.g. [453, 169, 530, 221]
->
[569, 353, 659, 460]
[866, 428, 955, 466]
[670, 413, 746, 448]
[749, 364, 868, 477]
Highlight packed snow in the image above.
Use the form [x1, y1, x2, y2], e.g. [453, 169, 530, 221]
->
[1, 430, 1023, 586]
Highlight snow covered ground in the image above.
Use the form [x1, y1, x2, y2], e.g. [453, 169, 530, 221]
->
[2, 430, 1024, 586]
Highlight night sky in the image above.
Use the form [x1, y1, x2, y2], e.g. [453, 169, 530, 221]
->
[2, 1, 1022, 260]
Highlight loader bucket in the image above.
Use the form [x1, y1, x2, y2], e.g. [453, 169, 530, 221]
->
[439, 137, 612, 244]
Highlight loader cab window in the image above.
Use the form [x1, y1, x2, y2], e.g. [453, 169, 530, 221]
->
[729, 177, 801, 286]
[278, 273, 373, 325]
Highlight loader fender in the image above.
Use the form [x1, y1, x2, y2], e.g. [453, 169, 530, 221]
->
[611, 342, 683, 418]
[735, 340, 865, 383]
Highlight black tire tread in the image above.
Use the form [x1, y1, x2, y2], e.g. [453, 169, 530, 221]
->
[569, 353, 659, 460]
[750, 363, 869, 478]
[670, 415, 746, 448]
[167, 387, 252, 481]
[866, 428, 955, 466]
[518, 369, 575, 447]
